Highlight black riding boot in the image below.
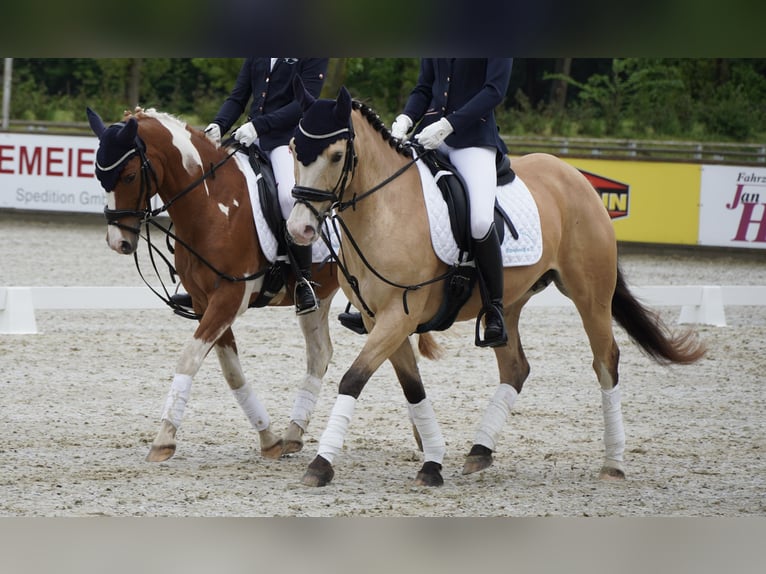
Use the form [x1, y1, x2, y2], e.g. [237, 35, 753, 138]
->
[290, 243, 319, 315]
[473, 224, 508, 347]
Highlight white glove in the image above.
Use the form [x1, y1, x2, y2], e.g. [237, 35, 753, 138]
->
[204, 123, 221, 145]
[390, 114, 413, 140]
[233, 122, 258, 146]
[415, 117, 454, 150]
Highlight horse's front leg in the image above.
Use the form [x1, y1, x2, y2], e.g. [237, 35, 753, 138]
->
[146, 336, 216, 462]
[302, 313, 422, 487]
[213, 328, 282, 459]
[283, 296, 334, 454]
[146, 284, 253, 462]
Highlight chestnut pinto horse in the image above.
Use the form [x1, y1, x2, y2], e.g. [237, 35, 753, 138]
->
[87, 107, 339, 462]
[286, 84, 706, 487]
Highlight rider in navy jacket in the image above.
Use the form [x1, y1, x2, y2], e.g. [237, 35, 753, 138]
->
[211, 58, 328, 153]
[403, 58, 510, 155]
[191, 57, 329, 315]
[393, 58, 513, 347]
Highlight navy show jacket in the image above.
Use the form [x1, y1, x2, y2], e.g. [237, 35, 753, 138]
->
[403, 58, 512, 153]
[213, 58, 329, 152]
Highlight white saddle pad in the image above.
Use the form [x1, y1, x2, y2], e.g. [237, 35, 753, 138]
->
[415, 156, 543, 267]
[235, 153, 337, 264]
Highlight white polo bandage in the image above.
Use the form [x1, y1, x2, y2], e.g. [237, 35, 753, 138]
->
[290, 375, 323, 431]
[601, 385, 625, 462]
[473, 383, 518, 451]
[317, 394, 356, 464]
[408, 398, 446, 465]
[231, 382, 270, 431]
[161, 373, 192, 429]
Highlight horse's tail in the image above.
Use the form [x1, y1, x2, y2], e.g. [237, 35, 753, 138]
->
[612, 266, 707, 365]
[417, 332, 444, 361]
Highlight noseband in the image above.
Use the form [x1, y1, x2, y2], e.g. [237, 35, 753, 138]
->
[102, 139, 158, 235]
[291, 124, 358, 221]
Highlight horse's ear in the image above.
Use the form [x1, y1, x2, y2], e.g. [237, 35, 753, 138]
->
[293, 75, 315, 111]
[334, 86, 352, 124]
[117, 117, 139, 145]
[86, 107, 106, 138]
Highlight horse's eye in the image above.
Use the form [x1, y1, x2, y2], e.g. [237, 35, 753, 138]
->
[122, 172, 136, 184]
[331, 151, 343, 163]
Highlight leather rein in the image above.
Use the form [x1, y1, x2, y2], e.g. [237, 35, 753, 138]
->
[291, 127, 458, 320]
[105, 137, 269, 318]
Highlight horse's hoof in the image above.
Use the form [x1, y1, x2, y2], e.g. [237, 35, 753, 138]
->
[146, 444, 175, 462]
[599, 465, 626, 480]
[301, 455, 334, 487]
[462, 444, 493, 475]
[282, 422, 305, 455]
[414, 461, 443, 487]
[282, 440, 304, 455]
[260, 439, 284, 460]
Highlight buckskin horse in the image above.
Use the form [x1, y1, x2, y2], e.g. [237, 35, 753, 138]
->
[86, 106, 340, 462]
[285, 80, 706, 487]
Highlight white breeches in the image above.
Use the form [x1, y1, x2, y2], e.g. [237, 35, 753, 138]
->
[439, 144, 497, 239]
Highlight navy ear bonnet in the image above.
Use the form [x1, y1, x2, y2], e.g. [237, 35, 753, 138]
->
[292, 76, 352, 165]
[86, 107, 142, 191]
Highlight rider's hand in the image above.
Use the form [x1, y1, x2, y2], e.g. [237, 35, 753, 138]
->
[390, 114, 413, 140]
[204, 123, 221, 145]
[233, 122, 258, 146]
[415, 117, 454, 150]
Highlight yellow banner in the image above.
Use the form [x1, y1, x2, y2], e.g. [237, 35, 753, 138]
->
[563, 159, 702, 245]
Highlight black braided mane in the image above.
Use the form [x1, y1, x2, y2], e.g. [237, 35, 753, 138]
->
[352, 100, 413, 159]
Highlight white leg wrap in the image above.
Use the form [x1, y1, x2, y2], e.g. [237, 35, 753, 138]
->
[316, 394, 356, 464]
[473, 383, 518, 451]
[602, 385, 625, 462]
[161, 373, 192, 429]
[231, 382, 270, 431]
[408, 398, 446, 465]
[290, 375, 323, 431]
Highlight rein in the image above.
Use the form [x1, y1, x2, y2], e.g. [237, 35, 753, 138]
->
[107, 137, 269, 317]
[293, 126, 456, 319]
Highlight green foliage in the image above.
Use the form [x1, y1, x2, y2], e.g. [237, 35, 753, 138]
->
[3, 58, 766, 142]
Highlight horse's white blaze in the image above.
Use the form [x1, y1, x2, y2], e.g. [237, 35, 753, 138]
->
[218, 202, 230, 217]
[286, 203, 319, 245]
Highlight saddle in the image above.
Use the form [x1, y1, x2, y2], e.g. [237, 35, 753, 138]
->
[243, 145, 293, 308]
[413, 149, 518, 334]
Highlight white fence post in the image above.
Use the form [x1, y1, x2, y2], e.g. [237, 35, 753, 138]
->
[0, 287, 38, 334]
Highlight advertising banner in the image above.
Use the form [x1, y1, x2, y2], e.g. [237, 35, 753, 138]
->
[0, 132, 104, 213]
[565, 158, 702, 246]
[699, 165, 766, 250]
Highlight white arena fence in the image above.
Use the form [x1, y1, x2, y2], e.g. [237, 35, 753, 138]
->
[1, 285, 765, 334]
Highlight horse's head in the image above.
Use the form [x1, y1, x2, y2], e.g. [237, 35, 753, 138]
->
[287, 77, 356, 246]
[88, 107, 216, 255]
[87, 107, 155, 254]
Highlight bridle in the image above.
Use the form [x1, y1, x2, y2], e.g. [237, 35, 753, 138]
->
[100, 131, 268, 318]
[290, 114, 455, 320]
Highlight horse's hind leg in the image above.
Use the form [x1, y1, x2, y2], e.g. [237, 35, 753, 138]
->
[463, 302, 529, 475]
[567, 282, 626, 480]
[213, 328, 282, 459]
[283, 296, 333, 455]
